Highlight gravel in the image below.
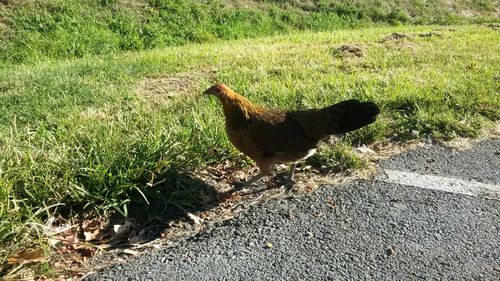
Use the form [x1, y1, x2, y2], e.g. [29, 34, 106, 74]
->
[86, 139, 500, 280]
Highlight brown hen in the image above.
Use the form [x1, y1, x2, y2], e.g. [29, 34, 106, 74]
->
[205, 83, 380, 188]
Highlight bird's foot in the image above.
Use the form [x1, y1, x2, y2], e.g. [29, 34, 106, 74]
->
[270, 173, 296, 191]
[283, 163, 297, 192]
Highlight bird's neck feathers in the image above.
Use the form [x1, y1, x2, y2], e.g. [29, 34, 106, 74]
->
[218, 87, 260, 129]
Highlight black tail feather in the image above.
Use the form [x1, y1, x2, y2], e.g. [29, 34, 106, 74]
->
[326, 99, 380, 134]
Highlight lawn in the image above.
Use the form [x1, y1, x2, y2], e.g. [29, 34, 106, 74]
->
[1, 0, 497, 64]
[0, 24, 499, 276]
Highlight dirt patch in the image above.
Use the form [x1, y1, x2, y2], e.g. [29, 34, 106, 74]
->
[0, 21, 6, 32]
[0, 0, 9, 34]
[432, 27, 457, 33]
[334, 44, 364, 58]
[379, 31, 445, 51]
[135, 69, 216, 105]
[379, 32, 412, 43]
[484, 23, 500, 31]
[380, 31, 445, 43]
[417, 31, 443, 38]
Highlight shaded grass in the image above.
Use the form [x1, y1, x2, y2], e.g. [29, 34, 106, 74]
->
[0, 25, 499, 270]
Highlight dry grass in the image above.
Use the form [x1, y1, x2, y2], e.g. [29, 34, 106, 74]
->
[135, 69, 216, 106]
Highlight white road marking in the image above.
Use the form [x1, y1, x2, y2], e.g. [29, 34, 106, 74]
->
[380, 169, 500, 199]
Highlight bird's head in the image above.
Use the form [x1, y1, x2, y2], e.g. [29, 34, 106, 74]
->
[203, 83, 233, 100]
[204, 83, 259, 117]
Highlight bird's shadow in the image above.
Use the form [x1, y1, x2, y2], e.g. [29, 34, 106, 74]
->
[97, 170, 223, 248]
[95, 167, 287, 248]
[81, 169, 289, 250]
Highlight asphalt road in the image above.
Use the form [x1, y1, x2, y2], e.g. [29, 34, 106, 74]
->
[87, 139, 500, 280]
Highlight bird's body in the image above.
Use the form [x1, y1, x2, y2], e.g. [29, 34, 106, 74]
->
[205, 83, 380, 187]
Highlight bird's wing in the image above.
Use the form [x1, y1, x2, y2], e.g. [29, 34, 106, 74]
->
[246, 110, 320, 156]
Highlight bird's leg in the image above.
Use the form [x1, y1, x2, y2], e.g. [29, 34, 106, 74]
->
[287, 163, 297, 181]
[283, 163, 297, 191]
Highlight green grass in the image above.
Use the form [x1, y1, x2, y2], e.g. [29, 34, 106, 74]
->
[0, 24, 499, 274]
[0, 0, 498, 64]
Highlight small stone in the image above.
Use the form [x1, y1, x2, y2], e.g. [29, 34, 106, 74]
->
[386, 245, 396, 256]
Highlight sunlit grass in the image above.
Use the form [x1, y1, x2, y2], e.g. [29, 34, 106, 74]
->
[0, 24, 499, 270]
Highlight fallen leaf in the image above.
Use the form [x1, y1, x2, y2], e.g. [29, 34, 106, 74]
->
[56, 233, 80, 244]
[187, 213, 203, 225]
[315, 212, 325, 218]
[56, 245, 72, 255]
[168, 220, 184, 228]
[82, 218, 106, 242]
[118, 249, 139, 256]
[304, 185, 314, 193]
[325, 196, 336, 210]
[43, 217, 74, 236]
[83, 232, 95, 242]
[111, 220, 134, 241]
[354, 145, 376, 154]
[75, 247, 95, 258]
[7, 248, 48, 265]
